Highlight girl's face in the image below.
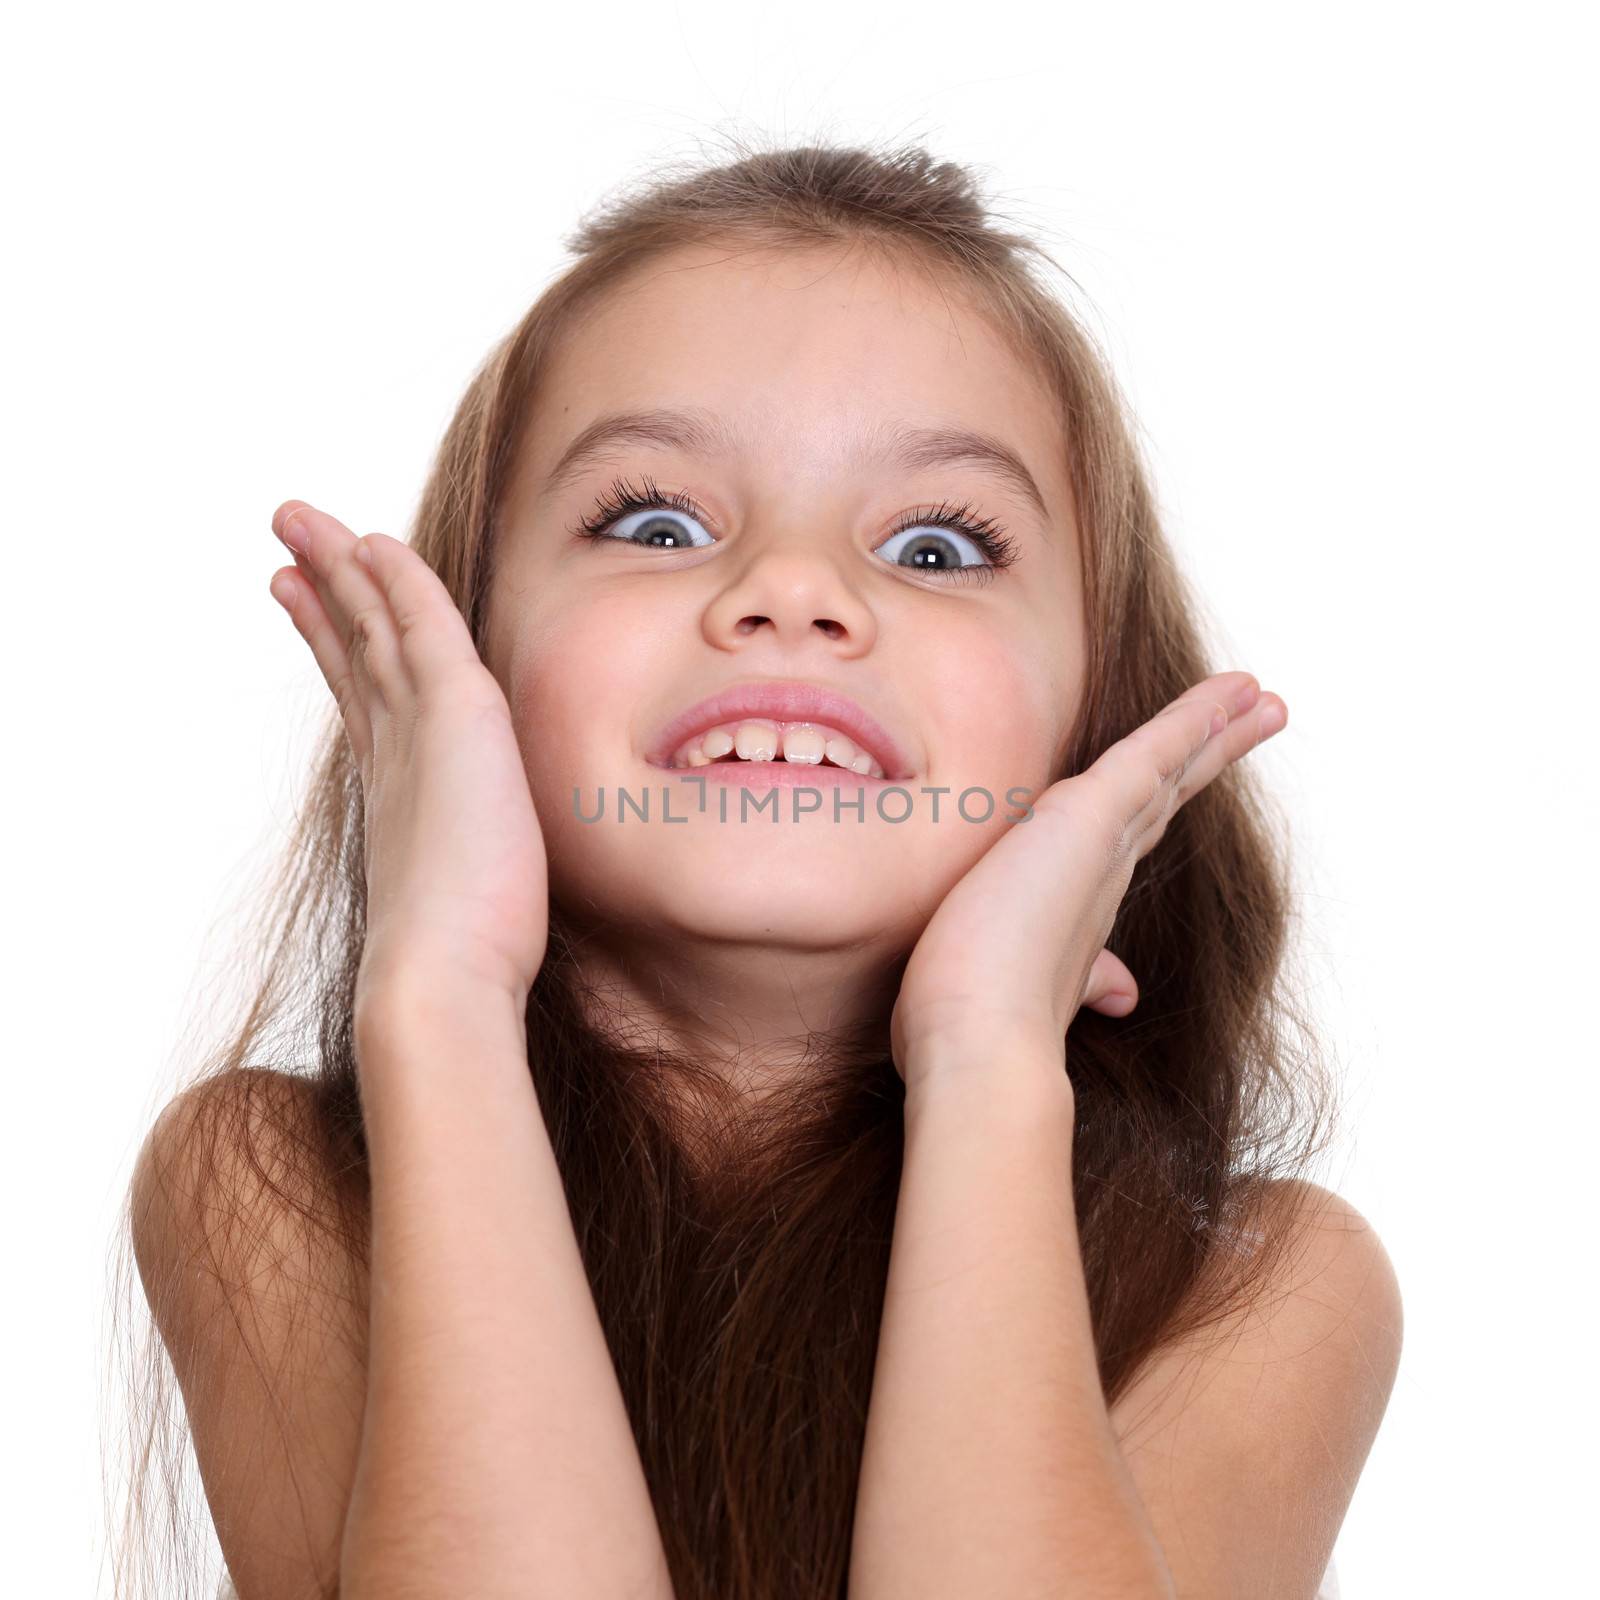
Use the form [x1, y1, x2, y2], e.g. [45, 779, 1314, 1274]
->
[486, 242, 1085, 977]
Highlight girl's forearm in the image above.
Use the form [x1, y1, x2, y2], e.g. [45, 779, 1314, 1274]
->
[339, 980, 675, 1600]
[849, 1043, 1174, 1600]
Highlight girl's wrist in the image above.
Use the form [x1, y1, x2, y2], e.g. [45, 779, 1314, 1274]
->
[353, 964, 530, 1064]
[902, 1026, 1074, 1126]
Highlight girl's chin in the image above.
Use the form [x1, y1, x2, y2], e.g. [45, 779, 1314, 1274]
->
[569, 866, 911, 935]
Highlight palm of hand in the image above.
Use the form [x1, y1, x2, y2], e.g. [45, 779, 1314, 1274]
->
[268, 500, 549, 1011]
[889, 674, 1285, 1086]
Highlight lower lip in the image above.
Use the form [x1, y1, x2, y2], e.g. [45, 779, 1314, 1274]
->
[654, 761, 901, 789]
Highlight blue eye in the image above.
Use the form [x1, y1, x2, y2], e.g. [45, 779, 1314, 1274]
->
[569, 476, 715, 549]
[569, 475, 1020, 582]
[872, 508, 1017, 581]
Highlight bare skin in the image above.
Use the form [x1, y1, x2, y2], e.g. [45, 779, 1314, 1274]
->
[481, 240, 1097, 1096]
[236, 238, 1398, 1600]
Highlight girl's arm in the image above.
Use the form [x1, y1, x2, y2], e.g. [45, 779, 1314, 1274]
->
[131, 1068, 374, 1600]
[849, 1044, 1173, 1600]
[340, 976, 676, 1600]
[857, 681, 1399, 1596]
[250, 505, 670, 1594]
[847, 1031, 1403, 1600]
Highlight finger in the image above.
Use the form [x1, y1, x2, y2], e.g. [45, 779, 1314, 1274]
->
[1173, 690, 1287, 798]
[278, 505, 410, 703]
[268, 563, 374, 772]
[1176, 671, 1262, 716]
[1085, 691, 1227, 852]
[273, 504, 410, 707]
[271, 499, 313, 540]
[1080, 946, 1139, 1017]
[1113, 674, 1287, 854]
[355, 530, 489, 698]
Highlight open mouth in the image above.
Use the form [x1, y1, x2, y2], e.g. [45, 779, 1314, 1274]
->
[664, 718, 889, 778]
[644, 680, 914, 780]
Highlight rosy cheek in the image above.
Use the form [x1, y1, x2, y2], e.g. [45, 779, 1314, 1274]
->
[506, 616, 644, 785]
[919, 635, 1061, 793]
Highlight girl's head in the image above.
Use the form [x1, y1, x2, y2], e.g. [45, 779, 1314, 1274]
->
[479, 233, 1087, 1066]
[112, 133, 1334, 1600]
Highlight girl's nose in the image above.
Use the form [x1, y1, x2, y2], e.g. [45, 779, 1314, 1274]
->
[699, 537, 877, 653]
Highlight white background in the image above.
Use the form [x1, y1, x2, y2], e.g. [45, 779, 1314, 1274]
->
[5, 2, 1593, 1594]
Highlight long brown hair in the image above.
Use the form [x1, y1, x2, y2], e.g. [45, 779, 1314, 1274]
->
[104, 130, 1338, 1600]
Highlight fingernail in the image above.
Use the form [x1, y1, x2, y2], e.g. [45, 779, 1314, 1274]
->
[1259, 699, 1286, 735]
[281, 511, 309, 556]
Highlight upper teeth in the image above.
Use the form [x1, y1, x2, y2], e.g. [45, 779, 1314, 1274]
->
[669, 719, 886, 777]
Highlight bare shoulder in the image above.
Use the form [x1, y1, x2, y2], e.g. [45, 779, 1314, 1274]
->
[1107, 1179, 1404, 1598]
[1243, 1177, 1405, 1370]
[130, 1061, 369, 1364]
[136, 1065, 325, 1195]
[1111, 1176, 1404, 1439]
[133, 1067, 353, 1270]
[130, 1067, 369, 1600]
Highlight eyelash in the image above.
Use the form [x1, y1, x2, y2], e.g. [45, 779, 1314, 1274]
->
[567, 473, 1021, 583]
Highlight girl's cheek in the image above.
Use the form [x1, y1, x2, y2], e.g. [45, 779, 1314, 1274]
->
[505, 617, 662, 840]
[920, 630, 1066, 794]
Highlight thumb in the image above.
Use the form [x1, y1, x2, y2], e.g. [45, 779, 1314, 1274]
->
[1081, 946, 1139, 1017]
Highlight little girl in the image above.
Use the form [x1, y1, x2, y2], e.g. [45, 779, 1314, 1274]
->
[121, 136, 1400, 1600]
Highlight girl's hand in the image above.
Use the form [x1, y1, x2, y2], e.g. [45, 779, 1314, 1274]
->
[888, 671, 1285, 1100]
[268, 501, 549, 1015]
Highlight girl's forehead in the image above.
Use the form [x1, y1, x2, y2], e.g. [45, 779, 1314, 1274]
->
[523, 345, 1065, 526]
[548, 242, 1048, 404]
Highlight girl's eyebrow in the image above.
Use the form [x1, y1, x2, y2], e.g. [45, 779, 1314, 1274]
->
[539, 404, 1051, 522]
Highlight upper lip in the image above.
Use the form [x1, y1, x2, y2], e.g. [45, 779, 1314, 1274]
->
[644, 679, 915, 778]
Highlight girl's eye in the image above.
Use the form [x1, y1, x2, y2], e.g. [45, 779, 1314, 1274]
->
[569, 475, 715, 550]
[570, 475, 1020, 583]
[871, 510, 1019, 582]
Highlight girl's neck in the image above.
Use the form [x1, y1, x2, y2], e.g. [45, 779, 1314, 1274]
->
[561, 918, 905, 1085]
